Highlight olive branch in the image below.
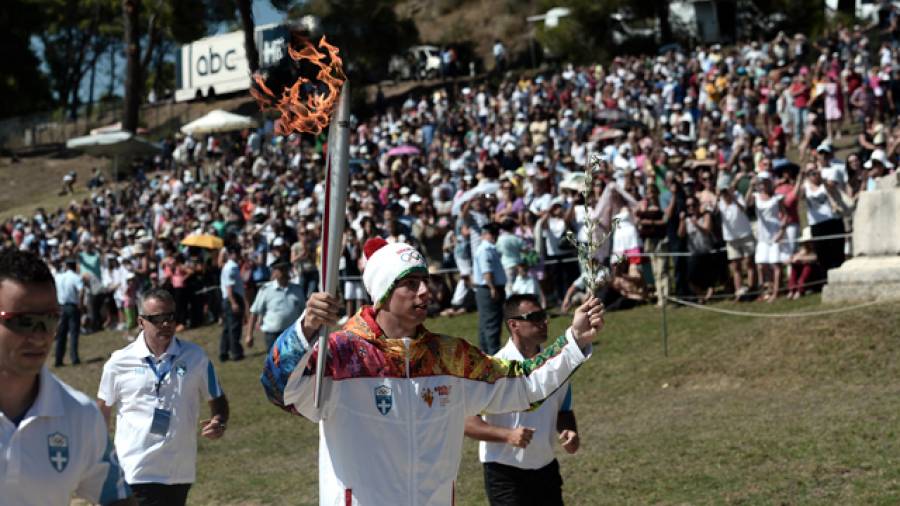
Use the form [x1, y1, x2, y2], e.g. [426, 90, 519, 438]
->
[564, 153, 619, 295]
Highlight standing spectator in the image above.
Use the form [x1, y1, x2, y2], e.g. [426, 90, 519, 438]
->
[823, 72, 843, 140]
[219, 246, 245, 362]
[78, 238, 103, 332]
[635, 184, 668, 304]
[247, 260, 305, 351]
[664, 175, 690, 297]
[473, 223, 507, 354]
[495, 219, 525, 293]
[541, 198, 573, 306]
[794, 164, 846, 273]
[291, 227, 319, 300]
[510, 260, 546, 308]
[492, 39, 507, 74]
[773, 163, 802, 258]
[170, 254, 192, 330]
[678, 196, 716, 302]
[340, 230, 366, 321]
[746, 173, 788, 302]
[464, 294, 579, 506]
[791, 75, 811, 145]
[717, 182, 756, 300]
[98, 288, 229, 506]
[0, 250, 133, 506]
[54, 257, 83, 366]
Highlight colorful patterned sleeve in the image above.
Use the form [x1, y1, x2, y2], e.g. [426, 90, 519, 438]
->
[453, 331, 591, 417]
[260, 321, 318, 417]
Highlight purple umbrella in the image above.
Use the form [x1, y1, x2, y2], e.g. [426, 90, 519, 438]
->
[386, 144, 421, 157]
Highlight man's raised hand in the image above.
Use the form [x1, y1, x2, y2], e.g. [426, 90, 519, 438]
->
[571, 296, 605, 348]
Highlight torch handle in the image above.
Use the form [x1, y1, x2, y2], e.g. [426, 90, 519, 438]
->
[314, 83, 351, 409]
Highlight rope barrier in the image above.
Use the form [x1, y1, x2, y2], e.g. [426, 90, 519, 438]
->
[313, 232, 854, 282]
[664, 295, 890, 318]
[671, 279, 828, 302]
[627, 232, 853, 259]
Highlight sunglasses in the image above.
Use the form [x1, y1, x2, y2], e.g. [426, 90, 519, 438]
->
[508, 310, 548, 323]
[0, 310, 61, 334]
[139, 312, 176, 325]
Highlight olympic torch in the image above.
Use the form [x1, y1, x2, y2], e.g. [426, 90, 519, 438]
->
[314, 83, 350, 408]
[250, 31, 349, 409]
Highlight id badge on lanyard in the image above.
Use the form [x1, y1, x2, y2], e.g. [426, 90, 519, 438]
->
[146, 355, 174, 436]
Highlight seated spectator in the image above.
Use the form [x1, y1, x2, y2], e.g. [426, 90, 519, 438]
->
[787, 227, 819, 299]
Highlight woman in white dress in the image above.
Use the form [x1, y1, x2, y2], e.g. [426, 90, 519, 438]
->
[745, 172, 788, 302]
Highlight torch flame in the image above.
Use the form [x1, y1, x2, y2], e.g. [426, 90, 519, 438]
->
[251, 35, 346, 135]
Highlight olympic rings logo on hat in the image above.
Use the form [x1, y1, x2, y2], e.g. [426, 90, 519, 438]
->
[400, 250, 424, 264]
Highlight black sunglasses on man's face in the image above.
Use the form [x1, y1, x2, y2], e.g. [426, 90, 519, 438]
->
[140, 312, 176, 325]
[508, 310, 548, 323]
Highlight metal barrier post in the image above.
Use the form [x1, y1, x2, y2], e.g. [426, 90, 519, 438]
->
[661, 295, 669, 357]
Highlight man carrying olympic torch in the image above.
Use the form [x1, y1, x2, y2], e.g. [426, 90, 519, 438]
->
[254, 33, 606, 506]
[264, 239, 604, 505]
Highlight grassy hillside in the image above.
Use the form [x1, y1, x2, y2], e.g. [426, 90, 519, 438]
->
[58, 294, 900, 505]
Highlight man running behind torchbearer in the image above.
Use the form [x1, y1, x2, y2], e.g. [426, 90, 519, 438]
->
[465, 293, 580, 506]
[261, 237, 605, 506]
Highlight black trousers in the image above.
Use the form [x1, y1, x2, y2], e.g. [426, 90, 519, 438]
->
[129, 483, 191, 506]
[483, 460, 564, 506]
[811, 218, 846, 272]
[54, 303, 80, 366]
[219, 295, 245, 360]
[475, 285, 504, 355]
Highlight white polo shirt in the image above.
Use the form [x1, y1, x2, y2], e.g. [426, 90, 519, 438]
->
[1, 367, 130, 506]
[479, 339, 573, 470]
[97, 333, 224, 485]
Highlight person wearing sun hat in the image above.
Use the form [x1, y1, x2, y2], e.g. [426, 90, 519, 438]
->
[261, 237, 606, 506]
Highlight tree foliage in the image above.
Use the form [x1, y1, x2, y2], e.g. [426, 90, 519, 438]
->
[288, 0, 420, 82]
[0, 1, 52, 118]
[534, 0, 624, 64]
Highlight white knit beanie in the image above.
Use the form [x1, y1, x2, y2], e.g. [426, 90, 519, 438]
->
[362, 238, 428, 306]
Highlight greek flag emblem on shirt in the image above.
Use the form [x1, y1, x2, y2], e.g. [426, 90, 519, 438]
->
[374, 385, 393, 416]
[48, 432, 69, 472]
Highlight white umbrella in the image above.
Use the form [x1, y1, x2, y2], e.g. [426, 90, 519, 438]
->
[66, 131, 160, 157]
[180, 109, 258, 135]
[66, 131, 161, 180]
[451, 181, 500, 215]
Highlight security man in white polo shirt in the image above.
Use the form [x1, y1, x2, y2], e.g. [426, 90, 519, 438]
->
[0, 249, 134, 506]
[98, 287, 229, 506]
[465, 294, 580, 506]
[246, 258, 305, 351]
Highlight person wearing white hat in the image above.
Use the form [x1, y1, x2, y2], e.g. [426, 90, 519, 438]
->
[863, 148, 893, 191]
[261, 237, 605, 506]
[786, 227, 818, 300]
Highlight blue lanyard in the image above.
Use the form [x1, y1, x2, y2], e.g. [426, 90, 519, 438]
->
[145, 355, 175, 397]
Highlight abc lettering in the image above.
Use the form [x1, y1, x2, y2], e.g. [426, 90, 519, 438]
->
[196, 48, 238, 76]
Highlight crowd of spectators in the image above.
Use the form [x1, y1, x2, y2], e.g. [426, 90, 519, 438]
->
[3, 20, 900, 338]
